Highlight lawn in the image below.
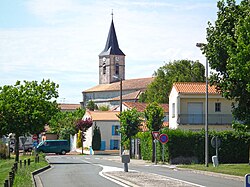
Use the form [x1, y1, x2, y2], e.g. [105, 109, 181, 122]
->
[178, 163, 250, 177]
[0, 154, 48, 187]
[0, 157, 15, 186]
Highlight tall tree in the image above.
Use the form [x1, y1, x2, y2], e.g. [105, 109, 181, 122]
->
[139, 60, 205, 103]
[144, 102, 164, 162]
[0, 80, 59, 161]
[118, 108, 143, 157]
[76, 118, 93, 154]
[202, 0, 250, 127]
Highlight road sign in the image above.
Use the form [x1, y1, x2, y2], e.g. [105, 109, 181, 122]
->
[152, 131, 160, 140]
[211, 136, 221, 148]
[245, 174, 250, 187]
[32, 134, 38, 140]
[159, 134, 169, 144]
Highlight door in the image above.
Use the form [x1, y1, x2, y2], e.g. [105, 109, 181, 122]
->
[100, 141, 106, 150]
[188, 102, 203, 124]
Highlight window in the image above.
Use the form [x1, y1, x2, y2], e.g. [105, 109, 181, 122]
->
[115, 63, 119, 75]
[103, 63, 106, 74]
[215, 103, 221, 112]
[172, 103, 175, 118]
[112, 125, 119, 135]
[110, 140, 119, 150]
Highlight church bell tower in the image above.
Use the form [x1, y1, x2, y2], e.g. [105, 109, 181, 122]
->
[99, 14, 125, 84]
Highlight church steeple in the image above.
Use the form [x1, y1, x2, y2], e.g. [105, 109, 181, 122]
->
[99, 14, 125, 84]
[99, 19, 125, 56]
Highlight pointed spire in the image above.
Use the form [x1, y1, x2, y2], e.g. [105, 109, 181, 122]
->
[99, 12, 125, 56]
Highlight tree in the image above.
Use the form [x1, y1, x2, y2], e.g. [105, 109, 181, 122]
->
[202, 0, 250, 126]
[144, 102, 164, 162]
[118, 108, 143, 157]
[139, 60, 205, 103]
[92, 123, 101, 150]
[98, 105, 110, 111]
[0, 79, 59, 161]
[86, 100, 98, 111]
[76, 118, 93, 154]
[49, 108, 85, 140]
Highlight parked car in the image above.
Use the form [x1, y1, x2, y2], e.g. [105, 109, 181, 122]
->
[9, 137, 34, 152]
[36, 140, 70, 155]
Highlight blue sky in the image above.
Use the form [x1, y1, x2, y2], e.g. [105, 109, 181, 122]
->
[0, 0, 219, 103]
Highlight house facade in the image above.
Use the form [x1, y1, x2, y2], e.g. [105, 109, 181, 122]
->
[79, 110, 120, 151]
[169, 82, 233, 131]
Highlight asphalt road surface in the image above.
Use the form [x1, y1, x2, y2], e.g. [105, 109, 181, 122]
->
[35, 154, 244, 187]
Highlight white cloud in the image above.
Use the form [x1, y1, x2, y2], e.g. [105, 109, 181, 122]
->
[0, 0, 217, 103]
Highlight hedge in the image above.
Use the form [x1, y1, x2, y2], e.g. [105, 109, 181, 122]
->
[137, 129, 250, 164]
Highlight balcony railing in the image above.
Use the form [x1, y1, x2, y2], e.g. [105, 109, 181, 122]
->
[178, 114, 233, 125]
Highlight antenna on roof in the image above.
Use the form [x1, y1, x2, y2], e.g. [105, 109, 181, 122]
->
[111, 9, 114, 20]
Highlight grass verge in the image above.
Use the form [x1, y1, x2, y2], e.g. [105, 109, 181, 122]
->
[178, 163, 250, 177]
[13, 154, 48, 187]
[0, 157, 15, 186]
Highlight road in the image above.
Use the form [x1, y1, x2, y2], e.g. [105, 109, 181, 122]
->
[35, 154, 244, 187]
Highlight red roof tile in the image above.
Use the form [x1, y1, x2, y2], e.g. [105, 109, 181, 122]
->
[85, 110, 119, 121]
[173, 82, 218, 94]
[58, 104, 81, 110]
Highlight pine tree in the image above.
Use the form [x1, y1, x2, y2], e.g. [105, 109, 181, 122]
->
[92, 123, 101, 150]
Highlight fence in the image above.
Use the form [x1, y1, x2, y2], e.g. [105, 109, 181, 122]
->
[4, 155, 40, 187]
[178, 114, 233, 125]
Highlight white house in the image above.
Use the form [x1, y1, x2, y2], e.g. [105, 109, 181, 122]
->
[169, 82, 233, 131]
[80, 110, 120, 151]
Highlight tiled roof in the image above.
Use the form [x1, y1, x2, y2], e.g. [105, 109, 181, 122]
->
[173, 82, 218, 94]
[58, 104, 81, 110]
[111, 90, 141, 101]
[123, 102, 169, 113]
[83, 77, 154, 92]
[85, 110, 119, 121]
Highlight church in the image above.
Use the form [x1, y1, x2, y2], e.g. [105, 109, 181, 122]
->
[81, 16, 154, 109]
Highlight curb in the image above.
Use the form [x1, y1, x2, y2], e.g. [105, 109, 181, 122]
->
[32, 165, 51, 187]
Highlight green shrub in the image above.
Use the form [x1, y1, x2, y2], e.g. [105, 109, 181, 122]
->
[138, 129, 250, 164]
[77, 130, 82, 148]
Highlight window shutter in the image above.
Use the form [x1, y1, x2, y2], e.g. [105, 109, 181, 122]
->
[110, 140, 114, 150]
[112, 125, 115, 135]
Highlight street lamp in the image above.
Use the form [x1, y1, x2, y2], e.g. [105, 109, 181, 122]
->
[113, 75, 123, 155]
[196, 43, 209, 167]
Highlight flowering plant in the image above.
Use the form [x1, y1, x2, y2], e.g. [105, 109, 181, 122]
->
[76, 118, 93, 131]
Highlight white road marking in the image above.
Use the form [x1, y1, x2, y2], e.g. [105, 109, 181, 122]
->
[98, 165, 130, 187]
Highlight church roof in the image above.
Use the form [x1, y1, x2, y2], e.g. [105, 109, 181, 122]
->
[99, 19, 125, 56]
[83, 77, 154, 93]
[111, 90, 142, 101]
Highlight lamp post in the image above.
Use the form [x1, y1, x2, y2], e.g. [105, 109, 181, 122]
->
[113, 75, 123, 155]
[196, 43, 209, 167]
